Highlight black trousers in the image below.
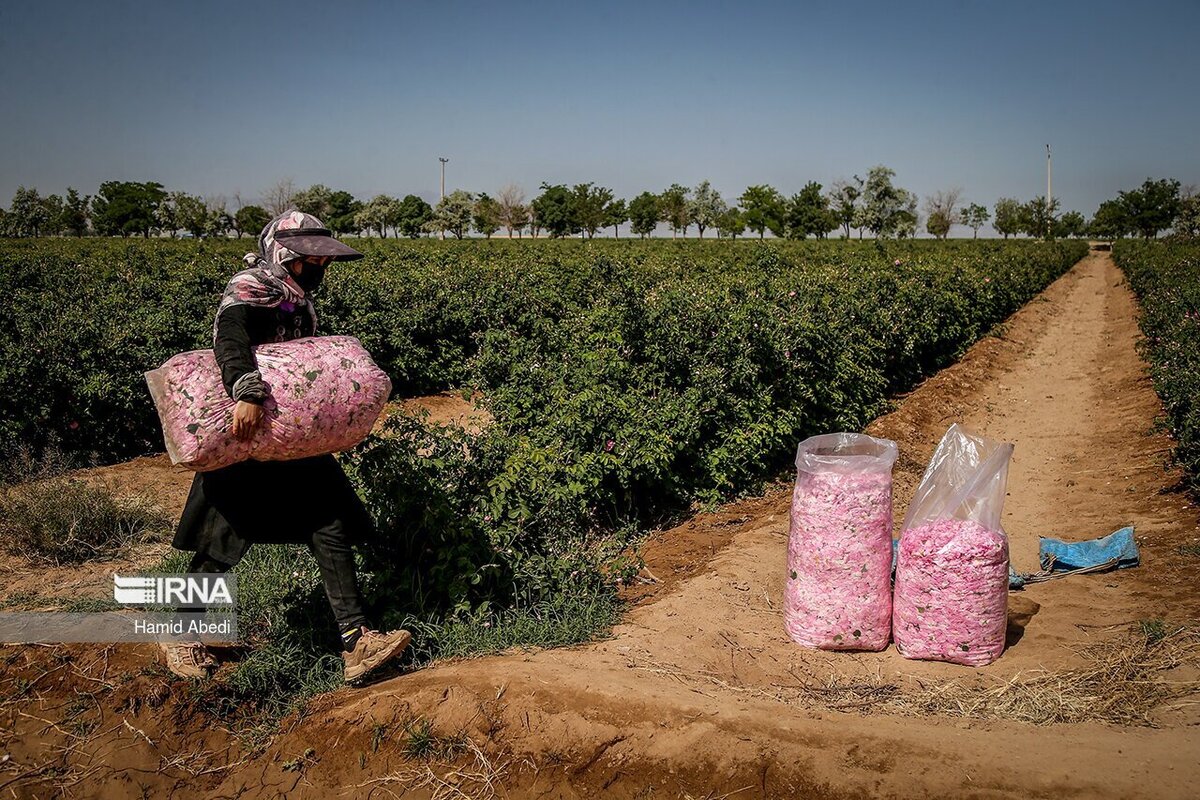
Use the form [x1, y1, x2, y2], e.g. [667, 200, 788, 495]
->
[188, 517, 368, 636]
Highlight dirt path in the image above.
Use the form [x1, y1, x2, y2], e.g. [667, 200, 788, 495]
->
[3, 251, 1198, 798]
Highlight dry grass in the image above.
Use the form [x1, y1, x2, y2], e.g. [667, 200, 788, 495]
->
[892, 624, 1199, 726]
[822, 624, 1200, 726]
[639, 624, 1200, 727]
[350, 738, 509, 800]
[0, 444, 169, 566]
[0, 475, 168, 565]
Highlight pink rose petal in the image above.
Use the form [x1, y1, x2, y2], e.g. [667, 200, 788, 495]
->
[893, 518, 1008, 666]
[145, 335, 391, 471]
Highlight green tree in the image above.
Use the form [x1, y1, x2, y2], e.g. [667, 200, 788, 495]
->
[206, 198, 233, 238]
[528, 202, 541, 238]
[473, 193, 502, 238]
[531, 183, 578, 238]
[39, 194, 65, 236]
[356, 194, 399, 238]
[716, 207, 746, 239]
[326, 190, 362, 235]
[1175, 190, 1200, 238]
[1056, 210, 1087, 238]
[993, 198, 1022, 239]
[1016, 200, 1035, 238]
[572, 183, 613, 238]
[658, 184, 691, 238]
[396, 195, 432, 238]
[785, 181, 835, 239]
[925, 211, 952, 239]
[235, 205, 270, 238]
[90, 181, 166, 237]
[1089, 199, 1131, 240]
[1119, 178, 1181, 239]
[187, 194, 217, 237]
[922, 189, 961, 240]
[960, 202, 990, 239]
[603, 197, 628, 238]
[1021, 196, 1060, 240]
[828, 177, 862, 239]
[855, 166, 914, 238]
[291, 184, 334, 220]
[688, 180, 725, 239]
[628, 192, 660, 238]
[739, 184, 786, 238]
[169, 192, 211, 238]
[61, 188, 90, 236]
[9, 186, 48, 237]
[155, 194, 179, 237]
[894, 195, 919, 238]
[428, 190, 475, 239]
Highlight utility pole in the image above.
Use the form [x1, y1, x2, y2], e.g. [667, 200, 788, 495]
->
[439, 157, 449, 241]
[1046, 144, 1052, 240]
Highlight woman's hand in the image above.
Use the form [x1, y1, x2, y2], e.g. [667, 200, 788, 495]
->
[231, 400, 264, 440]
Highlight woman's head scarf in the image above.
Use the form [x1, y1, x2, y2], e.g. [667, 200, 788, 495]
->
[212, 211, 320, 343]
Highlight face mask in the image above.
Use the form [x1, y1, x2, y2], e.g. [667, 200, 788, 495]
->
[292, 262, 326, 293]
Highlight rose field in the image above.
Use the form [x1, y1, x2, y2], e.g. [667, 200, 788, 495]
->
[2, 237, 1199, 799]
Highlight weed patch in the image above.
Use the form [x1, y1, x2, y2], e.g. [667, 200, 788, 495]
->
[0, 476, 168, 565]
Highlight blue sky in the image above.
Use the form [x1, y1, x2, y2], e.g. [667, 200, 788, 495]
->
[1, 0, 1196, 229]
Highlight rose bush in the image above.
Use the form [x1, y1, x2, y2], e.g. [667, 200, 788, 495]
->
[1114, 240, 1200, 494]
[0, 237, 1086, 624]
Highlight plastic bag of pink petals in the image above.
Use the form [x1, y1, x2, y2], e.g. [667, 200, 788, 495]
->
[145, 335, 391, 472]
[784, 432, 899, 651]
[893, 424, 1014, 666]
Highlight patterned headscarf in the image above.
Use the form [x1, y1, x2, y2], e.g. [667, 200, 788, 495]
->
[212, 210, 320, 344]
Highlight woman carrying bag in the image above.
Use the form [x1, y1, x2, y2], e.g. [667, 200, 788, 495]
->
[167, 210, 410, 683]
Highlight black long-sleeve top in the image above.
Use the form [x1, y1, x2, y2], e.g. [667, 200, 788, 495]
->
[174, 297, 372, 562]
[214, 303, 314, 403]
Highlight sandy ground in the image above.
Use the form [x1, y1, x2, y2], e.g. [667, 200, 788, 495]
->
[1, 250, 1198, 798]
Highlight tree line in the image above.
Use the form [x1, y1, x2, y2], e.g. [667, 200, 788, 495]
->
[1, 171, 1195, 241]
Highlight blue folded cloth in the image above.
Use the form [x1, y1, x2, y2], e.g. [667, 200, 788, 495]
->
[1039, 526, 1139, 572]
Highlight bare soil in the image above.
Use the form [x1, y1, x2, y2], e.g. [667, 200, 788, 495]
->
[2, 251, 1198, 799]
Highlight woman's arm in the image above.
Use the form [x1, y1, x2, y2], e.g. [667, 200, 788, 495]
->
[214, 304, 266, 439]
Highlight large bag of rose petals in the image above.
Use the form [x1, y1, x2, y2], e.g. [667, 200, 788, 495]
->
[893, 424, 1014, 666]
[784, 432, 899, 651]
[145, 336, 391, 472]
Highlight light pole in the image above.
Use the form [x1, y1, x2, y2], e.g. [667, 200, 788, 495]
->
[1046, 144, 1052, 240]
[438, 157, 449, 241]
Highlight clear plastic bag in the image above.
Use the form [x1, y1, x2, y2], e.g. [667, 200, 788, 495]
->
[784, 432, 898, 651]
[145, 335, 392, 472]
[892, 424, 1013, 666]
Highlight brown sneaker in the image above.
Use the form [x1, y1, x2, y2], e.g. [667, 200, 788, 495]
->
[159, 641, 216, 679]
[343, 627, 412, 683]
